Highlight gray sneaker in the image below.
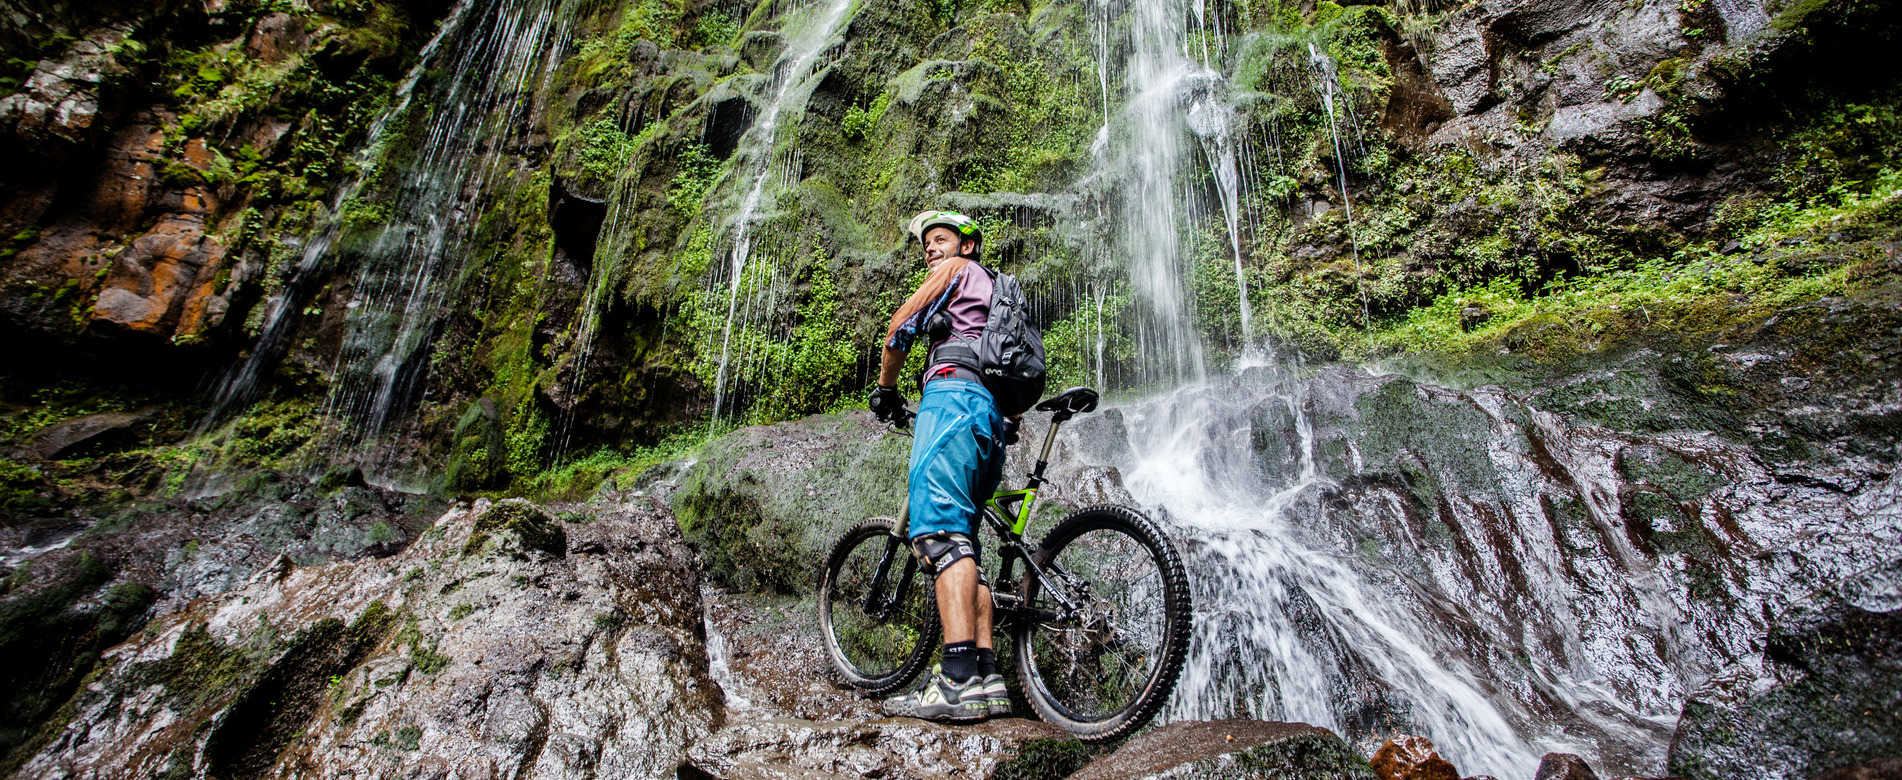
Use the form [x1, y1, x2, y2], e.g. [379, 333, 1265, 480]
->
[881, 667, 988, 722]
[980, 673, 1011, 717]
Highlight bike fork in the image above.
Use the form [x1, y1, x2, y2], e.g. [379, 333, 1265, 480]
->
[861, 534, 920, 620]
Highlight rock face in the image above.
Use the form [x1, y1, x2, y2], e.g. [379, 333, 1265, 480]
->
[1667, 558, 1902, 780]
[682, 717, 1074, 780]
[16, 496, 722, 779]
[1067, 719, 1376, 780]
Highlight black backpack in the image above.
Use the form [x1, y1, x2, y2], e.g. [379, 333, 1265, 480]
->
[927, 265, 1048, 417]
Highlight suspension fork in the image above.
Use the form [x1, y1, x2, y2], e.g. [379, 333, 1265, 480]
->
[862, 505, 921, 619]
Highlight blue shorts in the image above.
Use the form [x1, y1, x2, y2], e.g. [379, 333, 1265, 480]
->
[906, 379, 1005, 548]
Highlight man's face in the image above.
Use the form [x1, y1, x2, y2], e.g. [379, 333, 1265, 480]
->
[921, 226, 973, 271]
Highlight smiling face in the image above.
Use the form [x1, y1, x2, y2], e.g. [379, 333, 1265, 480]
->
[921, 226, 975, 272]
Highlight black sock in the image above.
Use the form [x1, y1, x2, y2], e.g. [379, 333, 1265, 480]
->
[942, 641, 979, 682]
[977, 647, 996, 678]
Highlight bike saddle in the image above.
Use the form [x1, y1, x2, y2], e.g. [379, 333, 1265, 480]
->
[1035, 387, 1099, 414]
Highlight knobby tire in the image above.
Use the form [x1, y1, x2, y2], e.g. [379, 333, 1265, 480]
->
[817, 517, 939, 696]
[1014, 505, 1191, 743]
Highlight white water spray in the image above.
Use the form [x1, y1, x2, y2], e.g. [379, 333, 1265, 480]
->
[708, 0, 855, 426]
[1309, 42, 1370, 327]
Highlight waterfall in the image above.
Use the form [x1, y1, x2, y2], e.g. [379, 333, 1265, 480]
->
[201, 0, 484, 425]
[1111, 369, 1543, 777]
[202, 0, 579, 480]
[1073, 1, 1611, 775]
[1094, 0, 1213, 386]
[707, 0, 855, 426]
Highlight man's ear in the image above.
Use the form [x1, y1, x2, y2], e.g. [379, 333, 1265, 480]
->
[960, 237, 977, 258]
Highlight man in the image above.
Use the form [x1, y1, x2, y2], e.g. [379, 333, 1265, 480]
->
[868, 210, 1014, 722]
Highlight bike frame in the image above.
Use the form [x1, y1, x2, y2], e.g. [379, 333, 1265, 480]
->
[885, 406, 1089, 627]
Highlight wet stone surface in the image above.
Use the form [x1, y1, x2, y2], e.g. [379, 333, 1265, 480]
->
[16, 495, 722, 779]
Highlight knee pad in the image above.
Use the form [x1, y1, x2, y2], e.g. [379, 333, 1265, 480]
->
[910, 531, 984, 584]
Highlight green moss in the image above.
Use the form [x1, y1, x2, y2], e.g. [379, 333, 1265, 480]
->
[470, 498, 567, 557]
[666, 143, 723, 216]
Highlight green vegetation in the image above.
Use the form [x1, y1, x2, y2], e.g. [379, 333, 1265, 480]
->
[666, 143, 724, 216]
[842, 93, 891, 142]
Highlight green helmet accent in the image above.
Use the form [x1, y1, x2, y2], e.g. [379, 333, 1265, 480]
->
[906, 210, 982, 246]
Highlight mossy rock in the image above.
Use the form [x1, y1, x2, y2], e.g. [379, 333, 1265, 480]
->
[672, 412, 909, 594]
[468, 499, 567, 558]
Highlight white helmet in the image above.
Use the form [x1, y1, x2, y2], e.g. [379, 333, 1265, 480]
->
[905, 210, 983, 251]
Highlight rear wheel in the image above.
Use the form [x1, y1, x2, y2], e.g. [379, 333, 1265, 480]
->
[817, 517, 939, 695]
[1015, 505, 1191, 742]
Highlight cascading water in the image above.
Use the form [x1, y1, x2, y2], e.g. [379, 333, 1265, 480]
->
[203, 0, 580, 480]
[1092, 0, 1217, 385]
[1112, 368, 1543, 777]
[1075, 0, 1625, 775]
[705, 0, 854, 426]
[201, 0, 483, 424]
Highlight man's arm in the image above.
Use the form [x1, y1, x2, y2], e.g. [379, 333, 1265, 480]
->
[879, 345, 906, 388]
[877, 257, 969, 388]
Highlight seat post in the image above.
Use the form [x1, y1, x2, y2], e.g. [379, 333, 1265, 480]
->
[1027, 410, 1072, 488]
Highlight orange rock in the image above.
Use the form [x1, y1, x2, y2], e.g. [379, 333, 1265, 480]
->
[181, 138, 216, 170]
[92, 214, 226, 336]
[1370, 735, 1462, 780]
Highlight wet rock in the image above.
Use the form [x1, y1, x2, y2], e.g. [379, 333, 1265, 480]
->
[1372, 735, 1462, 780]
[1668, 558, 1902, 780]
[683, 717, 1072, 779]
[244, 12, 310, 64]
[30, 409, 152, 459]
[1068, 719, 1375, 780]
[673, 411, 909, 592]
[92, 213, 231, 337]
[1811, 757, 1902, 780]
[0, 27, 127, 148]
[18, 496, 719, 778]
[1536, 753, 1602, 780]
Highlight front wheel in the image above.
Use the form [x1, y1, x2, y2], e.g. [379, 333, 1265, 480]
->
[817, 517, 939, 695]
[1016, 505, 1191, 743]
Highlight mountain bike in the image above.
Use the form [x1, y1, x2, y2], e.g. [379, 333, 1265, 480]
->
[816, 387, 1192, 743]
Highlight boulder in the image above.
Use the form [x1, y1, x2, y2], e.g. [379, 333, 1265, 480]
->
[1536, 753, 1602, 780]
[30, 409, 152, 459]
[672, 411, 909, 593]
[681, 717, 1076, 779]
[1372, 735, 1462, 780]
[1067, 719, 1375, 780]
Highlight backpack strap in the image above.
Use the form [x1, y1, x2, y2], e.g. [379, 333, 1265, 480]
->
[922, 260, 995, 375]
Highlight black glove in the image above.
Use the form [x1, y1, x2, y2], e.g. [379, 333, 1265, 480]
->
[1001, 416, 1021, 446]
[869, 386, 906, 421]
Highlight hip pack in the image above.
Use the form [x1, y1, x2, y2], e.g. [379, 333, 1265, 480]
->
[927, 265, 1047, 417]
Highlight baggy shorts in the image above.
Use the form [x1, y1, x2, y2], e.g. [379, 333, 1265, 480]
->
[906, 379, 1005, 554]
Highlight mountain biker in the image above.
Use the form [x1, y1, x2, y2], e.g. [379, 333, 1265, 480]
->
[868, 210, 1019, 722]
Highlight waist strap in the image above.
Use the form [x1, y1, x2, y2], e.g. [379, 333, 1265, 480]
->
[924, 364, 983, 385]
[928, 337, 981, 372]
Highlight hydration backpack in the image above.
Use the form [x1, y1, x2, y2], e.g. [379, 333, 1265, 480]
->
[928, 265, 1048, 417]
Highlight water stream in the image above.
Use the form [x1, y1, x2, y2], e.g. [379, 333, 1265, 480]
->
[707, 0, 855, 426]
[1111, 367, 1544, 777]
